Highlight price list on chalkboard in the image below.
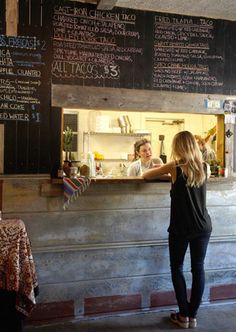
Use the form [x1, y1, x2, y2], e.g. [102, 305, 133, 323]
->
[0, 35, 47, 122]
[152, 14, 225, 93]
[52, 1, 150, 88]
[51, 1, 235, 95]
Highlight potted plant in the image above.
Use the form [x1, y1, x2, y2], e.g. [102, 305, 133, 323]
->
[63, 126, 74, 161]
[209, 159, 220, 176]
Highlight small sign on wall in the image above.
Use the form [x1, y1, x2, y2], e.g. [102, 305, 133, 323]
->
[223, 100, 236, 124]
[204, 99, 223, 109]
[223, 100, 236, 114]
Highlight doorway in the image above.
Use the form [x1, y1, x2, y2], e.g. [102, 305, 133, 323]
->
[146, 118, 184, 162]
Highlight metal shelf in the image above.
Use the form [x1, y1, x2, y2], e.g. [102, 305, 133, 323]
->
[83, 131, 152, 154]
[96, 158, 129, 162]
[84, 132, 151, 137]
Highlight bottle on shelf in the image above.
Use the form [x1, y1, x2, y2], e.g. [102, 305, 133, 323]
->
[87, 152, 96, 177]
[96, 162, 104, 176]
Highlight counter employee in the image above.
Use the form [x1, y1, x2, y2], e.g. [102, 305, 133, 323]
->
[127, 138, 163, 176]
[194, 135, 216, 163]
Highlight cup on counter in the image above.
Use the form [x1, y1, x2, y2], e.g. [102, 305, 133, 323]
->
[70, 167, 78, 178]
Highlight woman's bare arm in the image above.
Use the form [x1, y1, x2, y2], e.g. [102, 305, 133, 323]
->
[143, 161, 175, 180]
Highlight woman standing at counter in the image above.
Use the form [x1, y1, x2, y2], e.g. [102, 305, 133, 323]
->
[143, 131, 212, 329]
[127, 138, 163, 176]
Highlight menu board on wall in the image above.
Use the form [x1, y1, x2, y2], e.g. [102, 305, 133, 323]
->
[152, 15, 225, 94]
[52, 1, 151, 89]
[0, 35, 47, 122]
[51, 1, 233, 94]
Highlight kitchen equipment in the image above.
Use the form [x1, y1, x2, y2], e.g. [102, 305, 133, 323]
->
[123, 115, 132, 133]
[159, 135, 167, 163]
[117, 115, 133, 133]
[118, 116, 127, 133]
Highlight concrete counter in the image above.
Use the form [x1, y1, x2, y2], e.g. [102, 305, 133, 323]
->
[1, 176, 236, 323]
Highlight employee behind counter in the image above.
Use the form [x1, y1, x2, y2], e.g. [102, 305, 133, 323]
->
[127, 138, 163, 176]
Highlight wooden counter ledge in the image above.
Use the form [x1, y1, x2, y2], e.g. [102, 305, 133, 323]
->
[51, 175, 232, 185]
[51, 175, 171, 185]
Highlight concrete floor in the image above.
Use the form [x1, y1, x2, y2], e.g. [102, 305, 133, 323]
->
[26, 302, 236, 332]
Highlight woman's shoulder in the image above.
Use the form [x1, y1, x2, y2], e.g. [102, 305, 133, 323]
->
[129, 159, 140, 166]
[127, 159, 140, 172]
[127, 159, 141, 176]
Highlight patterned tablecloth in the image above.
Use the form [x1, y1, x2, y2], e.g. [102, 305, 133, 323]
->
[0, 219, 38, 316]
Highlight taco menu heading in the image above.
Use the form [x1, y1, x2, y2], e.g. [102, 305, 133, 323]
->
[51, 1, 235, 94]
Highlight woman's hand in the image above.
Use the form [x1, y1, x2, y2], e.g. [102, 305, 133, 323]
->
[143, 161, 175, 181]
[153, 163, 162, 168]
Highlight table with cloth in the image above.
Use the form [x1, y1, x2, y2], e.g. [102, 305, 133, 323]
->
[0, 219, 38, 331]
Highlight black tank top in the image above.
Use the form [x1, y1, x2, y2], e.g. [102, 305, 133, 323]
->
[168, 165, 212, 239]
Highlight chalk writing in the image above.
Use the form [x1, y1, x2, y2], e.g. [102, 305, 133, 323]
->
[52, 1, 144, 84]
[0, 35, 36, 49]
[51, 2, 231, 94]
[152, 14, 224, 93]
[0, 35, 46, 121]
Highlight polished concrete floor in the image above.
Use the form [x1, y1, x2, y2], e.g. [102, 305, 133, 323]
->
[26, 301, 236, 332]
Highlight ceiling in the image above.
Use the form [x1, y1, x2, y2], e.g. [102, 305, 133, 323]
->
[80, 0, 236, 21]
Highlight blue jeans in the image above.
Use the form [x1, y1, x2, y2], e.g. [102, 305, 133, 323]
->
[168, 233, 210, 318]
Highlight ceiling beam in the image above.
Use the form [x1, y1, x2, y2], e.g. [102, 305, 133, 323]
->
[97, 0, 118, 10]
[69, 1, 98, 4]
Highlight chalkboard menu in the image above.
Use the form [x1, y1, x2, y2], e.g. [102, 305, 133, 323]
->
[151, 15, 225, 94]
[0, 35, 47, 122]
[51, 1, 235, 94]
[52, 1, 150, 89]
[0, 33, 52, 174]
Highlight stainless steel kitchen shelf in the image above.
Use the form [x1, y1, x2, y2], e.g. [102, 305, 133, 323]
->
[83, 131, 151, 154]
[84, 132, 151, 137]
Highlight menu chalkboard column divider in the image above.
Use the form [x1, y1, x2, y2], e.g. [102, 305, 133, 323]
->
[6, 0, 18, 36]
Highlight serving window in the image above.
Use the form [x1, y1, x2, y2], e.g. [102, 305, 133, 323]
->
[62, 108, 224, 177]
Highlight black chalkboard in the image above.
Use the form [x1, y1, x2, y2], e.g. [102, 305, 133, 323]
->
[0, 35, 52, 174]
[151, 14, 225, 94]
[51, 1, 236, 95]
[0, 0, 58, 175]
[0, 35, 49, 123]
[0, 1, 5, 35]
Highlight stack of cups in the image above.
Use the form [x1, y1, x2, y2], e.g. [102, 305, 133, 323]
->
[118, 116, 126, 133]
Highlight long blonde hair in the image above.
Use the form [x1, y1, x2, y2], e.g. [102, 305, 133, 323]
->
[171, 131, 206, 187]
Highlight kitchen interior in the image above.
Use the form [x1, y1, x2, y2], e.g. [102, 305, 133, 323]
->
[63, 108, 218, 177]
